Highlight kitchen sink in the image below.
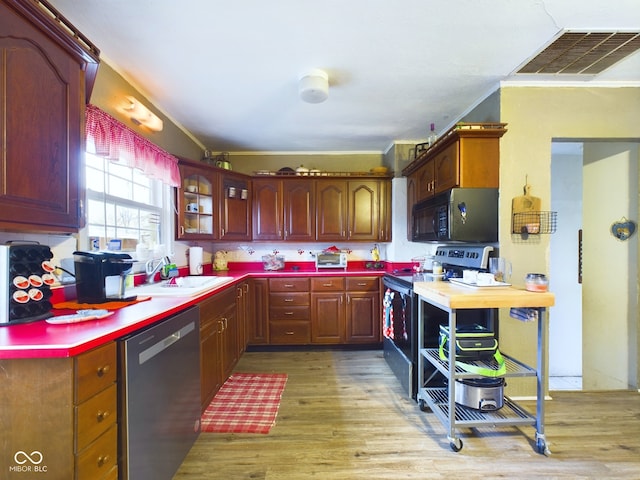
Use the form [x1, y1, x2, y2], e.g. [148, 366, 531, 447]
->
[127, 276, 234, 297]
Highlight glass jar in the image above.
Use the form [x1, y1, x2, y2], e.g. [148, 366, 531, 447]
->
[525, 273, 549, 292]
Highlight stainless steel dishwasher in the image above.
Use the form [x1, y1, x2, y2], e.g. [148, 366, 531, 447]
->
[119, 305, 201, 480]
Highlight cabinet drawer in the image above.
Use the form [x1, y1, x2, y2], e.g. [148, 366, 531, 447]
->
[269, 292, 309, 306]
[75, 384, 117, 452]
[311, 277, 345, 292]
[270, 306, 310, 321]
[76, 423, 117, 480]
[75, 342, 117, 403]
[269, 278, 309, 292]
[346, 277, 379, 292]
[269, 320, 311, 344]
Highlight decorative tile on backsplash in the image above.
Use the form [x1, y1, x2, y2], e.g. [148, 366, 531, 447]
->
[225, 244, 384, 263]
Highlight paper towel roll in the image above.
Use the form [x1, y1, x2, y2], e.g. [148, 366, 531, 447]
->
[189, 247, 203, 275]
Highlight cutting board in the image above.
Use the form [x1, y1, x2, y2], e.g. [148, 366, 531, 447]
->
[512, 184, 540, 214]
[512, 184, 541, 234]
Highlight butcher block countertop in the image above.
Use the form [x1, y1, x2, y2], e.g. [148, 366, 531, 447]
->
[413, 281, 555, 310]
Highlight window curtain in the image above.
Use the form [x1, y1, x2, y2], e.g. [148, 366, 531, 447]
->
[85, 104, 181, 187]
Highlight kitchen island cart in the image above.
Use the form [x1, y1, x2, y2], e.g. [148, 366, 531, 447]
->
[414, 281, 554, 454]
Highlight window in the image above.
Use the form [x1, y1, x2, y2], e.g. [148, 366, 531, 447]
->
[85, 152, 170, 254]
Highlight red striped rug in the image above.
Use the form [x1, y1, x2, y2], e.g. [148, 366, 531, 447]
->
[201, 373, 288, 434]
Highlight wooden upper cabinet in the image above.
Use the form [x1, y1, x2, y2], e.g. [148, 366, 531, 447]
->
[176, 158, 251, 241]
[283, 179, 315, 241]
[317, 179, 387, 242]
[348, 181, 380, 241]
[252, 179, 283, 240]
[0, 0, 99, 233]
[252, 176, 390, 242]
[403, 124, 505, 198]
[219, 172, 251, 241]
[176, 162, 218, 240]
[316, 180, 348, 241]
[403, 123, 506, 227]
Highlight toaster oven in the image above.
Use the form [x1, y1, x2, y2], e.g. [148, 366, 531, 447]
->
[315, 252, 347, 269]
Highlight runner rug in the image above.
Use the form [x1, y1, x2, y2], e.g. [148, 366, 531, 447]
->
[201, 373, 288, 434]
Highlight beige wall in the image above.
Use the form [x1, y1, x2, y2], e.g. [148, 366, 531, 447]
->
[227, 152, 384, 175]
[498, 86, 640, 396]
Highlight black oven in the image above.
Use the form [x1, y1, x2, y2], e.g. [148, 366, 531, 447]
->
[382, 245, 498, 400]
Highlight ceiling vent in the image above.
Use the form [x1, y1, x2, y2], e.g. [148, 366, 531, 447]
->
[516, 31, 640, 75]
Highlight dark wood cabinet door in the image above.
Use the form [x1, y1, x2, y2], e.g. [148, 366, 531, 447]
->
[0, 4, 86, 231]
[379, 179, 392, 242]
[176, 163, 217, 239]
[347, 181, 380, 241]
[417, 161, 436, 201]
[346, 292, 380, 343]
[247, 278, 269, 345]
[199, 315, 221, 412]
[316, 180, 347, 241]
[311, 292, 345, 344]
[220, 172, 251, 241]
[433, 142, 459, 193]
[252, 179, 283, 240]
[221, 301, 238, 379]
[283, 180, 315, 241]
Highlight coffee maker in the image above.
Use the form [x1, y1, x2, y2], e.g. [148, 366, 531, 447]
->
[73, 251, 136, 304]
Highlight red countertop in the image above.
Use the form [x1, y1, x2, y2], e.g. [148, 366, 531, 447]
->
[0, 262, 393, 360]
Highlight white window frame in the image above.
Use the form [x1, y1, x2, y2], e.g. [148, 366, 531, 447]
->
[82, 152, 174, 269]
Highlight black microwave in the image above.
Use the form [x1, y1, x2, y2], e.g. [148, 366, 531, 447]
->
[411, 188, 498, 243]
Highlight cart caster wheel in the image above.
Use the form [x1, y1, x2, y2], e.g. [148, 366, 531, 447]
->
[537, 440, 551, 456]
[449, 438, 463, 452]
[418, 399, 428, 412]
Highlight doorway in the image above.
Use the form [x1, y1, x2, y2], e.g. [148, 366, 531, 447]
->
[550, 140, 639, 391]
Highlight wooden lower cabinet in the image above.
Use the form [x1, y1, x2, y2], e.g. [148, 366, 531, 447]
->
[236, 281, 250, 355]
[268, 278, 311, 345]
[311, 277, 346, 343]
[0, 342, 118, 480]
[261, 276, 380, 346]
[247, 278, 269, 345]
[199, 287, 241, 412]
[345, 277, 381, 343]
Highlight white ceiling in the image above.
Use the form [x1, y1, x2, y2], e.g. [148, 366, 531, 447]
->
[48, 0, 640, 153]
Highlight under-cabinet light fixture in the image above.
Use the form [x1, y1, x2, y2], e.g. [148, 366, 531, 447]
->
[123, 96, 164, 132]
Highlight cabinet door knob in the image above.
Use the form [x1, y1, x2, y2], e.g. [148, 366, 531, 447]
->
[96, 365, 110, 377]
[97, 454, 110, 467]
[96, 410, 110, 422]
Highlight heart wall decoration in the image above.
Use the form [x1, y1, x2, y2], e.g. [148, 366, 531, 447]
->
[611, 217, 637, 241]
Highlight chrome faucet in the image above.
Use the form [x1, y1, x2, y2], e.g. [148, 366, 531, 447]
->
[145, 256, 171, 284]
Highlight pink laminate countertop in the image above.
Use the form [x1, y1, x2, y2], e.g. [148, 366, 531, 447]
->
[0, 266, 386, 359]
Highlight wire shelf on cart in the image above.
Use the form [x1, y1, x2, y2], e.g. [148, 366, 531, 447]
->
[423, 387, 535, 428]
[421, 348, 537, 379]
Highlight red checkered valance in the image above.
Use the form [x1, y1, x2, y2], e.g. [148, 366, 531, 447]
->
[85, 104, 180, 187]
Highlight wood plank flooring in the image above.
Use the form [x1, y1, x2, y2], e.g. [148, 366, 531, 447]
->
[174, 350, 640, 479]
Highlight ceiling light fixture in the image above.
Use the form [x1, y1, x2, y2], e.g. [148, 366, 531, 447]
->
[123, 96, 164, 131]
[299, 69, 329, 103]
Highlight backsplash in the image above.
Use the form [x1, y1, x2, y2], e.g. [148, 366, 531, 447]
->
[173, 242, 386, 270]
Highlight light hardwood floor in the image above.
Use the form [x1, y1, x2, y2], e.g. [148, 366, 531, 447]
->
[174, 350, 640, 479]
